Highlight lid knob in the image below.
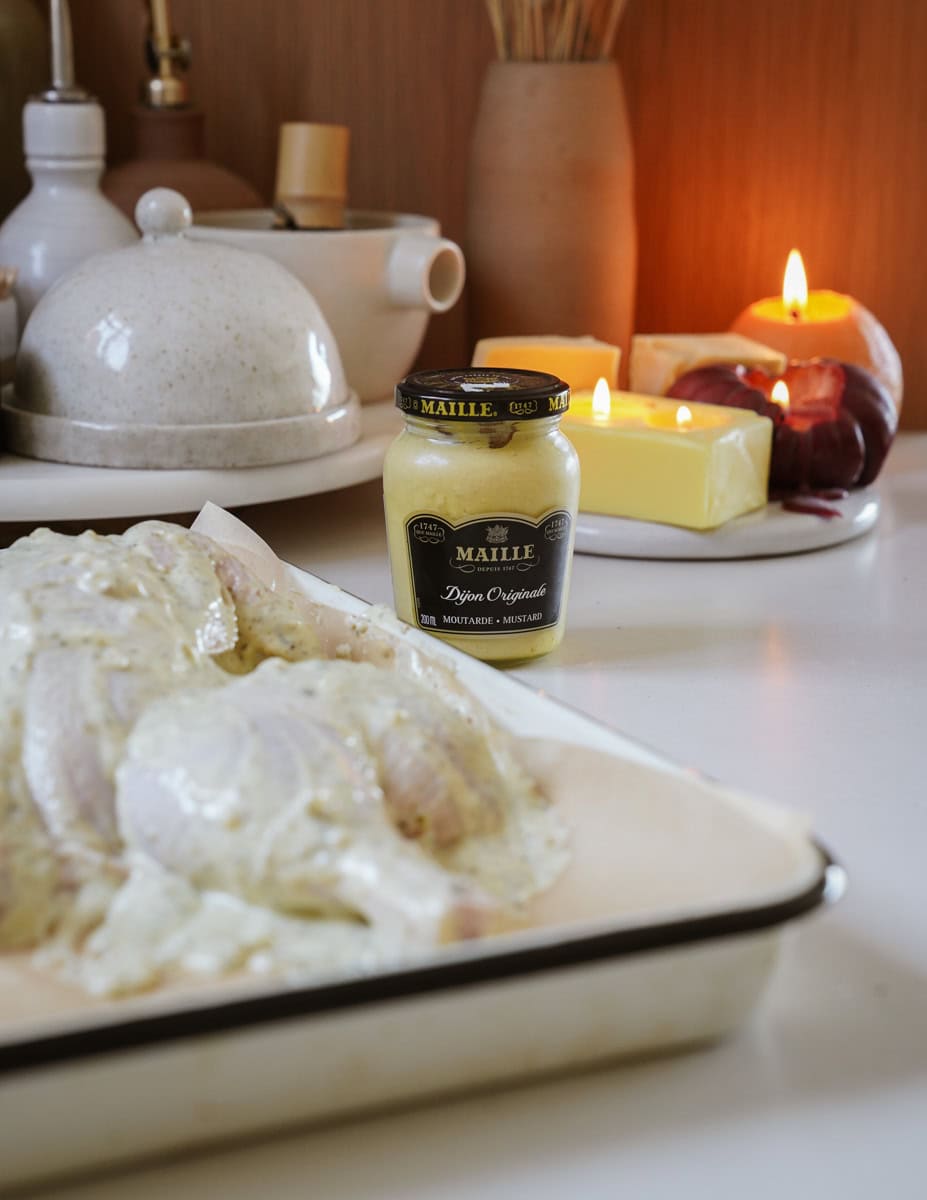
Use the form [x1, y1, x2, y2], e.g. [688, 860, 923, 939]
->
[135, 188, 192, 239]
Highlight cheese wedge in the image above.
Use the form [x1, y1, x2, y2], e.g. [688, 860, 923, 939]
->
[629, 333, 786, 397]
[472, 335, 620, 391]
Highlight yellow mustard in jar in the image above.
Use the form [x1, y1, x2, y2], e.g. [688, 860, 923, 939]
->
[383, 368, 580, 662]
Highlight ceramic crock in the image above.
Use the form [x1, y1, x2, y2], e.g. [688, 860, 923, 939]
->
[190, 210, 466, 403]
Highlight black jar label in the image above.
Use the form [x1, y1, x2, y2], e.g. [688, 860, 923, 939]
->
[404, 510, 573, 636]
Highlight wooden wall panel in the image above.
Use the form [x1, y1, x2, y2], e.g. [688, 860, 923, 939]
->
[69, 0, 493, 374]
[70, 0, 927, 427]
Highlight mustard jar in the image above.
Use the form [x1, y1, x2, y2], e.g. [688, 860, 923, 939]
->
[383, 367, 579, 662]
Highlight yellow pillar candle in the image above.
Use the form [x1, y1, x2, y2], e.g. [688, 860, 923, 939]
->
[563, 380, 773, 530]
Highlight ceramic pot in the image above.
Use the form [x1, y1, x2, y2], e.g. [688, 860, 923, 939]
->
[467, 61, 636, 375]
[103, 108, 264, 219]
[189, 211, 466, 403]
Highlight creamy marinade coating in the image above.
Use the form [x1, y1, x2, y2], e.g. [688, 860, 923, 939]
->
[0, 523, 239, 945]
[116, 660, 566, 924]
[0, 521, 568, 995]
[0, 519, 322, 955]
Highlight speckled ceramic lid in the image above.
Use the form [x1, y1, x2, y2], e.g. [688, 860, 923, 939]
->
[2, 188, 359, 469]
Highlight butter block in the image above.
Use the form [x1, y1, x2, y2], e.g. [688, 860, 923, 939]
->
[563, 392, 772, 530]
[629, 333, 786, 396]
[472, 335, 620, 391]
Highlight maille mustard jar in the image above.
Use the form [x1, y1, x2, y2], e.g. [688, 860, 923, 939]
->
[383, 367, 579, 662]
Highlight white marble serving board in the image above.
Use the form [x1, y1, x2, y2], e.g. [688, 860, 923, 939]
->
[574, 488, 880, 560]
[0, 401, 400, 523]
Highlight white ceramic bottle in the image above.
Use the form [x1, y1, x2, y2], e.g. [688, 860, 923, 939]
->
[0, 0, 137, 334]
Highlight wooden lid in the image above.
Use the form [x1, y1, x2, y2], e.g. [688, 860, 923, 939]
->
[274, 123, 350, 228]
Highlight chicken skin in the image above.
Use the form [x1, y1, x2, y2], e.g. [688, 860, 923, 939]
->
[117, 659, 565, 944]
[0, 521, 323, 945]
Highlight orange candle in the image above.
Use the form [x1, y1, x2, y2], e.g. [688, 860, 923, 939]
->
[730, 249, 903, 412]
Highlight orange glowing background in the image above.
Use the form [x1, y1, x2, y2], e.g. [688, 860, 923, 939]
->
[61, 0, 927, 429]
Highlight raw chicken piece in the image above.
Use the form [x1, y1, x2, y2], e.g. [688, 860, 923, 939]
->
[0, 644, 125, 949]
[115, 659, 560, 945]
[291, 660, 569, 907]
[201, 541, 323, 673]
[42, 852, 385, 997]
[268, 660, 546, 868]
[0, 522, 324, 868]
[302, 602, 543, 823]
[0, 516, 567, 982]
[0, 519, 326, 946]
[315, 653, 569, 907]
[0, 525, 236, 861]
[0, 662, 60, 947]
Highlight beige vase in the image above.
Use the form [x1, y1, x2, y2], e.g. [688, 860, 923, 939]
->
[467, 61, 637, 377]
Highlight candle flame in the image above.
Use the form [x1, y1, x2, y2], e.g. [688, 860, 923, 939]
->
[592, 377, 611, 418]
[676, 404, 692, 428]
[782, 249, 808, 319]
[771, 380, 790, 411]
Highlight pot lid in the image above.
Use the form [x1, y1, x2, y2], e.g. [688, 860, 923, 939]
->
[6, 188, 356, 469]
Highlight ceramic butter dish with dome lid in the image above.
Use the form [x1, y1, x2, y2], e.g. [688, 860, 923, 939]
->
[2, 188, 359, 469]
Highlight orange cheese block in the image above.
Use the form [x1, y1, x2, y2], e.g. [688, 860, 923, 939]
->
[472, 335, 620, 391]
[629, 333, 786, 397]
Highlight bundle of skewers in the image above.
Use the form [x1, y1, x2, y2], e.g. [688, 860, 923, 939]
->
[483, 0, 629, 61]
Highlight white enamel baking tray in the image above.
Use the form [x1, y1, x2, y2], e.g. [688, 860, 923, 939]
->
[0, 560, 843, 1191]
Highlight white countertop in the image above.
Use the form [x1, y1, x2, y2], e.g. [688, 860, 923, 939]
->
[11, 434, 927, 1199]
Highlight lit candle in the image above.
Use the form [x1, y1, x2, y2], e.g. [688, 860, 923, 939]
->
[668, 358, 897, 492]
[770, 379, 790, 410]
[562, 379, 772, 530]
[730, 249, 903, 410]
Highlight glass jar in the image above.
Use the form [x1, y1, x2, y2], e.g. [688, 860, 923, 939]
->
[383, 368, 579, 662]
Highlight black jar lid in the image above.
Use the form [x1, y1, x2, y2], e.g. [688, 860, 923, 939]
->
[395, 368, 570, 422]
